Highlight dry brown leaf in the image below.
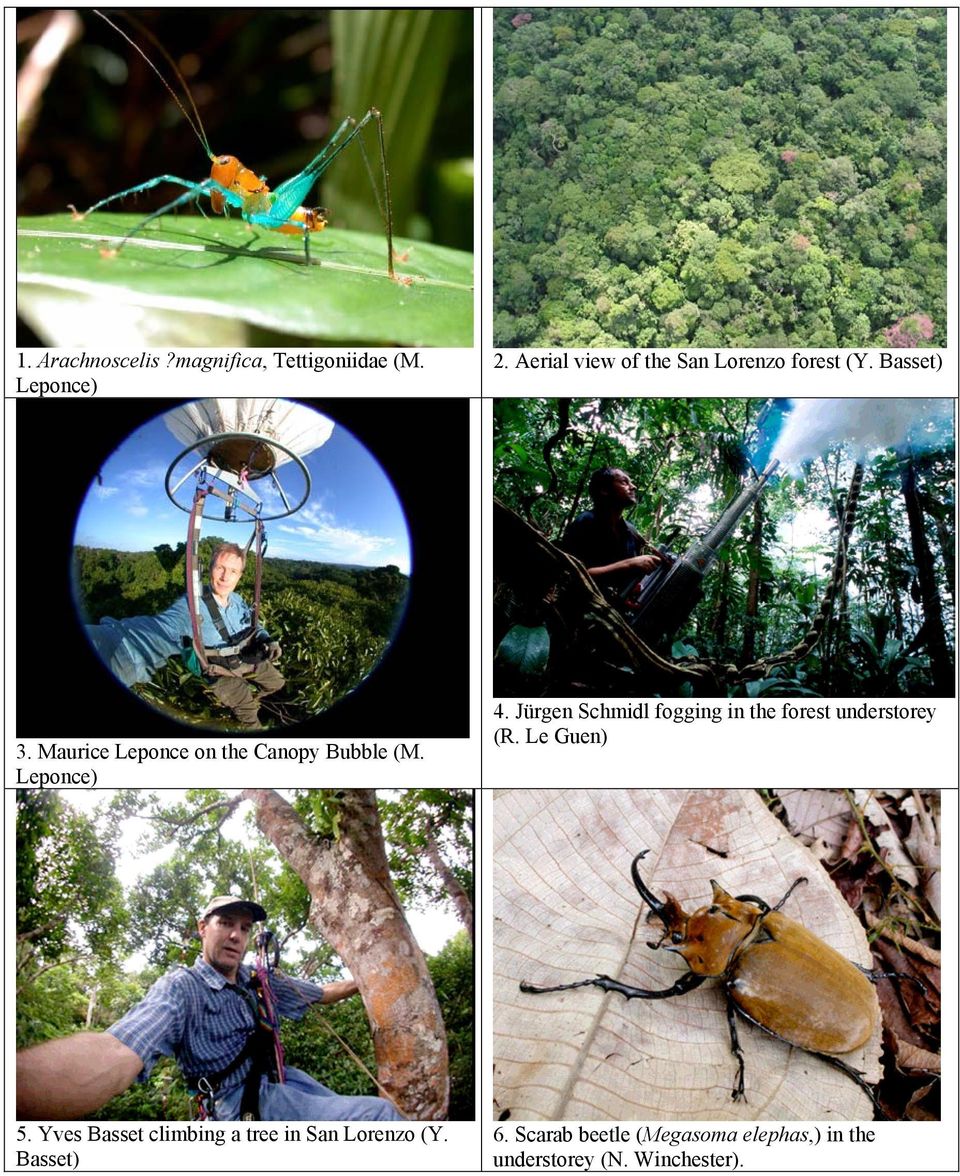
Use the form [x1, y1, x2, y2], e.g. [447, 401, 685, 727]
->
[904, 1081, 938, 1120]
[854, 790, 920, 888]
[775, 788, 851, 857]
[903, 791, 941, 919]
[895, 1041, 941, 1074]
[493, 789, 881, 1121]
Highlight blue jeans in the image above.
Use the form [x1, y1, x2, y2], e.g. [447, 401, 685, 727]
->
[214, 1066, 405, 1121]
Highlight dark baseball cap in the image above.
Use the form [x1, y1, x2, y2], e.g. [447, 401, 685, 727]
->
[201, 895, 267, 922]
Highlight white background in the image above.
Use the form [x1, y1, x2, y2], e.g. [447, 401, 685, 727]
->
[7, 2, 957, 1172]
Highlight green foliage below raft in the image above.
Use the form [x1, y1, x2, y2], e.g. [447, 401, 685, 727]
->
[493, 8, 947, 348]
[74, 540, 409, 727]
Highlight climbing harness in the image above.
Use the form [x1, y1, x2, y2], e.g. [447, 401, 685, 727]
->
[251, 930, 287, 1092]
[183, 930, 286, 1122]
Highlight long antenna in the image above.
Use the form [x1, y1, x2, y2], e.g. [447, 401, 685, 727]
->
[92, 9, 214, 160]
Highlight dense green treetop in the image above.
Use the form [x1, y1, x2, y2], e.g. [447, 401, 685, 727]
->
[494, 8, 946, 347]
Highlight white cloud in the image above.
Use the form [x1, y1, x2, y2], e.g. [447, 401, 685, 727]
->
[120, 462, 169, 489]
[277, 520, 395, 563]
[125, 490, 149, 518]
[270, 499, 403, 564]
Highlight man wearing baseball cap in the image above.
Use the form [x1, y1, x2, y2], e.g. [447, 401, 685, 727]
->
[17, 895, 405, 1121]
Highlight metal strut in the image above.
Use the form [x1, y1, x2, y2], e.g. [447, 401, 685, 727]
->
[245, 518, 267, 633]
[186, 486, 210, 672]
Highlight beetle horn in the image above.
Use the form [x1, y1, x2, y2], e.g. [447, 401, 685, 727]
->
[630, 850, 671, 919]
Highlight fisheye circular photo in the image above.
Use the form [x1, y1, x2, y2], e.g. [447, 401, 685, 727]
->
[73, 398, 411, 731]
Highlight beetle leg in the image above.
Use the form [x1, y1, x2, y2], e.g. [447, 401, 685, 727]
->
[808, 1052, 889, 1121]
[732, 1000, 891, 1120]
[520, 970, 706, 1001]
[732, 878, 807, 916]
[770, 876, 807, 912]
[854, 964, 928, 996]
[724, 991, 748, 1102]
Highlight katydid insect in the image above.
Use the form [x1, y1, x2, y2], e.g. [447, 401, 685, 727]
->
[71, 11, 397, 277]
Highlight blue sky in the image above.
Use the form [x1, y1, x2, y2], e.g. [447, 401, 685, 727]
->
[74, 405, 411, 573]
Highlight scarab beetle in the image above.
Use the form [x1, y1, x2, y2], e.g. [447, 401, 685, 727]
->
[520, 850, 887, 1114]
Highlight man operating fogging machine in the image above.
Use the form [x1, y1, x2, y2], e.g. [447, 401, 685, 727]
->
[16, 896, 405, 1121]
[563, 462, 780, 646]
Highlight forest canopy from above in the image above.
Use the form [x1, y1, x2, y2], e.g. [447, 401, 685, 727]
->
[493, 8, 947, 349]
[74, 541, 409, 728]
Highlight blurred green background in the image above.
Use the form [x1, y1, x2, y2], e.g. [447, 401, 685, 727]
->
[16, 8, 474, 250]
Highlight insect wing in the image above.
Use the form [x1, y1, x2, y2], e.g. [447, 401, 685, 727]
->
[267, 169, 325, 223]
[731, 913, 877, 1054]
[267, 118, 359, 222]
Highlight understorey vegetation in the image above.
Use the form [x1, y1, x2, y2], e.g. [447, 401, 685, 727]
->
[494, 398, 954, 697]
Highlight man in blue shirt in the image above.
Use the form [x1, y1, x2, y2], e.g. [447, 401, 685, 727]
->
[86, 543, 284, 727]
[16, 895, 405, 1122]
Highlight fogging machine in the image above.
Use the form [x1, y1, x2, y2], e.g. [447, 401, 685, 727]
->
[623, 461, 779, 644]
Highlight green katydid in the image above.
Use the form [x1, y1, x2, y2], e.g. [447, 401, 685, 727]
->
[71, 11, 400, 278]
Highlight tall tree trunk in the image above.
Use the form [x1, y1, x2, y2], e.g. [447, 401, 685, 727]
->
[424, 819, 473, 941]
[932, 512, 955, 607]
[243, 789, 449, 1119]
[741, 497, 764, 663]
[823, 471, 857, 693]
[712, 561, 730, 650]
[900, 459, 953, 694]
[918, 485, 955, 608]
[85, 984, 99, 1029]
[881, 497, 905, 643]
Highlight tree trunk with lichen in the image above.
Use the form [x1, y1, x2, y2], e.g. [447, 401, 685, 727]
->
[900, 460, 953, 695]
[741, 497, 764, 664]
[424, 819, 473, 941]
[242, 788, 449, 1119]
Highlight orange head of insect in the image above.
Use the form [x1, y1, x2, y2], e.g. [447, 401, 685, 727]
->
[662, 882, 762, 977]
[630, 852, 762, 978]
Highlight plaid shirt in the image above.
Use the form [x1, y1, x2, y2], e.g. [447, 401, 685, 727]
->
[107, 959, 324, 1090]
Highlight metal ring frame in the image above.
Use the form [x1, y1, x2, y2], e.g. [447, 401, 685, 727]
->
[164, 432, 312, 521]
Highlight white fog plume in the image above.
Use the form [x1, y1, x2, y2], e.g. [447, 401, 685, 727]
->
[771, 399, 954, 470]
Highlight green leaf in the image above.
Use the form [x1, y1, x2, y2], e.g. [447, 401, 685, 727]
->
[747, 677, 822, 697]
[328, 10, 468, 239]
[17, 213, 473, 347]
[495, 625, 551, 678]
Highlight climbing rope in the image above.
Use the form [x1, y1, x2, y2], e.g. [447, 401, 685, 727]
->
[250, 930, 285, 1085]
